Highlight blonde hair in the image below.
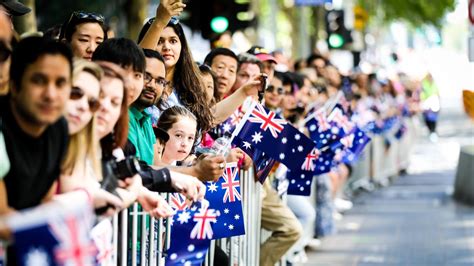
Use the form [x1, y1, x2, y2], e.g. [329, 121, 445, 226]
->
[61, 59, 103, 181]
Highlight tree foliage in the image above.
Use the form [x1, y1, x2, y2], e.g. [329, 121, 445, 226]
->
[358, 0, 456, 28]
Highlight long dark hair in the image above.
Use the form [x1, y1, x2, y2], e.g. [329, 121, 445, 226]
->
[138, 19, 213, 132]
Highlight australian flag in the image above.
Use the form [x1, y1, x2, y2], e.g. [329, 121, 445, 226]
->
[205, 163, 245, 239]
[305, 109, 343, 149]
[6, 191, 96, 266]
[232, 101, 315, 172]
[287, 146, 336, 196]
[327, 105, 354, 135]
[287, 168, 314, 196]
[233, 136, 278, 183]
[166, 207, 218, 266]
[332, 127, 371, 164]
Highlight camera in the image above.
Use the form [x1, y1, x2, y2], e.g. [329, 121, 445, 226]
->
[100, 156, 142, 194]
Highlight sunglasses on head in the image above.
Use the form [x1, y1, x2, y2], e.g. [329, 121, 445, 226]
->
[265, 85, 284, 95]
[70, 86, 101, 112]
[67, 11, 105, 26]
[169, 16, 180, 25]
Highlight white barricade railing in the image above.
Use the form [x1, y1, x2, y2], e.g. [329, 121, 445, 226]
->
[347, 117, 419, 191]
[111, 168, 261, 266]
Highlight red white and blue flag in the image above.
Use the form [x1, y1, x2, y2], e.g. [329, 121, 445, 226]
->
[166, 206, 218, 266]
[6, 191, 96, 266]
[205, 163, 245, 239]
[231, 101, 315, 172]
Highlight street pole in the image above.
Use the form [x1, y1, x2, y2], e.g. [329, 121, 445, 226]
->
[298, 6, 310, 59]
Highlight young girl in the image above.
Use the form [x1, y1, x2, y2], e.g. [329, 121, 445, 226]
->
[156, 106, 198, 165]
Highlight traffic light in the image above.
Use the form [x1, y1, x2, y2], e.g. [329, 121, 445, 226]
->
[180, 0, 255, 40]
[325, 10, 352, 49]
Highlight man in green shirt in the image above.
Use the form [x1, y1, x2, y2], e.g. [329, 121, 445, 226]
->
[128, 49, 168, 164]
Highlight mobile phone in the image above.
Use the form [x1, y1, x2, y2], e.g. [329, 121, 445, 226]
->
[258, 74, 267, 102]
[260, 74, 268, 91]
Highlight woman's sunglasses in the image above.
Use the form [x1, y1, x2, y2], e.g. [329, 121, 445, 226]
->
[70, 86, 101, 112]
[67, 11, 105, 26]
[265, 85, 284, 95]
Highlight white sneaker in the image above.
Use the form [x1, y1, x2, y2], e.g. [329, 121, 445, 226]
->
[334, 198, 353, 212]
[333, 211, 343, 221]
[429, 132, 438, 143]
[306, 238, 322, 250]
[292, 250, 308, 263]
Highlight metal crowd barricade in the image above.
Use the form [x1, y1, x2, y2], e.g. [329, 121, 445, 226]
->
[111, 168, 262, 266]
[346, 142, 374, 193]
[371, 135, 390, 186]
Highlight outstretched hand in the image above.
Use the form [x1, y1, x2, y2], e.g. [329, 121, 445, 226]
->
[157, 0, 187, 19]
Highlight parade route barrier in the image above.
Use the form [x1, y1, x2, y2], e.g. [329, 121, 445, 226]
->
[110, 169, 261, 266]
[346, 143, 373, 193]
[453, 145, 474, 205]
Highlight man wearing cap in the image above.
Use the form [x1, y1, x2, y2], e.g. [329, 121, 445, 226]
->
[0, 0, 31, 28]
[247, 45, 277, 82]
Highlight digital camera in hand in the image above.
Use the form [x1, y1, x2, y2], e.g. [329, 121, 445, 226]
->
[96, 156, 141, 215]
[100, 156, 141, 194]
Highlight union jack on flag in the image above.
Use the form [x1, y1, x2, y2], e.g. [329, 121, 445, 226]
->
[166, 208, 213, 266]
[205, 163, 245, 239]
[248, 103, 287, 138]
[232, 101, 315, 171]
[314, 109, 331, 132]
[302, 148, 321, 171]
[222, 166, 241, 203]
[328, 107, 354, 134]
[170, 193, 189, 211]
[190, 208, 219, 240]
[6, 190, 96, 266]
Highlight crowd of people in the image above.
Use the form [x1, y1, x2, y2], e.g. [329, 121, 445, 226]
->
[0, 0, 434, 265]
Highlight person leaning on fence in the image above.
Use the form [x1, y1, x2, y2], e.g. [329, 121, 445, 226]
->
[258, 71, 303, 266]
[0, 36, 118, 266]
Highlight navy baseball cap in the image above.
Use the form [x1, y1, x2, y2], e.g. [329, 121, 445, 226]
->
[0, 0, 31, 16]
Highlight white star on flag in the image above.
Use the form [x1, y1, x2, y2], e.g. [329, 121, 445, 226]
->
[208, 182, 218, 193]
[242, 141, 252, 149]
[223, 123, 231, 132]
[26, 248, 49, 266]
[228, 224, 234, 230]
[177, 211, 191, 224]
[251, 132, 263, 144]
[282, 137, 287, 144]
[234, 214, 240, 220]
[224, 208, 229, 214]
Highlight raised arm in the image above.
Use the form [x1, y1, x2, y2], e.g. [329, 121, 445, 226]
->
[213, 74, 263, 125]
[139, 0, 186, 49]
